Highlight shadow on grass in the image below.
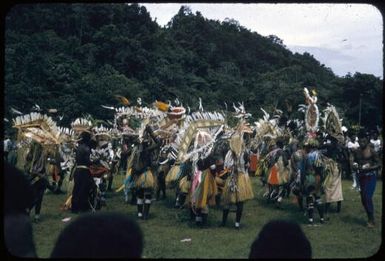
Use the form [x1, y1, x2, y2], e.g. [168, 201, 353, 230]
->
[339, 215, 367, 226]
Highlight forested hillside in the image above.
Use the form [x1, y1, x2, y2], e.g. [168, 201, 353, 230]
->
[4, 3, 383, 132]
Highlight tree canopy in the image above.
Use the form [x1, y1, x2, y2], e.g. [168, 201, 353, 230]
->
[4, 3, 383, 134]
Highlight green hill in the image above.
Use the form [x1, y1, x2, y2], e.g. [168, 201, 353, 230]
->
[4, 3, 382, 132]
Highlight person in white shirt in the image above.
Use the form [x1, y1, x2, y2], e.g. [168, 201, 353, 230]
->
[347, 136, 360, 191]
[370, 133, 381, 153]
[4, 135, 12, 161]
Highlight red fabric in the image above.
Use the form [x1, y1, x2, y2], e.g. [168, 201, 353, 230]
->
[89, 165, 109, 178]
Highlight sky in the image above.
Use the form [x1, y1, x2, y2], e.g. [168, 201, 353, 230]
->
[141, 3, 383, 79]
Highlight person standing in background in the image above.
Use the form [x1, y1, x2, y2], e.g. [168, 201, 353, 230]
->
[351, 133, 381, 228]
[71, 131, 95, 213]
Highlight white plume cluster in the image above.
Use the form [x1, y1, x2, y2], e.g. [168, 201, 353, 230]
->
[71, 118, 93, 129]
[12, 112, 61, 144]
[92, 125, 112, 137]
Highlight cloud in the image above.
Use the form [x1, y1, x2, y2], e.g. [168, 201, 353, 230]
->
[288, 45, 382, 78]
[288, 45, 354, 61]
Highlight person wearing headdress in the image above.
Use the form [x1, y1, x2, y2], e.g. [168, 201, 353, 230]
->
[319, 133, 346, 220]
[220, 123, 254, 229]
[303, 138, 325, 225]
[289, 138, 307, 212]
[89, 131, 114, 206]
[319, 104, 349, 220]
[71, 131, 96, 213]
[188, 131, 219, 227]
[262, 134, 291, 207]
[132, 124, 161, 220]
[25, 140, 51, 222]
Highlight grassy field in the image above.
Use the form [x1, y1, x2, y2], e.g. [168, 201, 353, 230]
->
[31, 175, 382, 258]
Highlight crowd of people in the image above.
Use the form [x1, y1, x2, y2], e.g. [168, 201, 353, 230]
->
[3, 88, 382, 258]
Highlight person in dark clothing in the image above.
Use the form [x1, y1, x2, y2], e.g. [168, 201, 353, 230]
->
[71, 131, 96, 213]
[50, 212, 143, 258]
[249, 219, 312, 259]
[303, 139, 325, 225]
[25, 141, 53, 222]
[132, 125, 161, 220]
[120, 138, 130, 173]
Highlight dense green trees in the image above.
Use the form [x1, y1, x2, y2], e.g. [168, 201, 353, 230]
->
[4, 3, 382, 134]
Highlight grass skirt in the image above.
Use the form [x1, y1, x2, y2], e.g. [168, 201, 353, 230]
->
[215, 176, 226, 194]
[323, 158, 343, 202]
[255, 159, 267, 177]
[191, 169, 217, 209]
[222, 172, 254, 205]
[166, 164, 182, 189]
[135, 169, 155, 190]
[179, 175, 191, 194]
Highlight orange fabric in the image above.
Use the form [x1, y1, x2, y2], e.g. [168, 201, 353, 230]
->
[249, 154, 258, 172]
[268, 165, 279, 185]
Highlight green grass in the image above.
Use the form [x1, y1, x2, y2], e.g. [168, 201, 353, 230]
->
[32, 175, 382, 258]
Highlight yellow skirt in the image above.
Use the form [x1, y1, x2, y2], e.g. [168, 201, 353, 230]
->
[215, 176, 226, 194]
[222, 172, 254, 205]
[135, 170, 155, 190]
[323, 158, 343, 203]
[255, 159, 267, 177]
[179, 175, 191, 194]
[192, 170, 217, 209]
[165, 164, 181, 189]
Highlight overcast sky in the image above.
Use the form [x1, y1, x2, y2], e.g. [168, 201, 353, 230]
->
[141, 3, 383, 79]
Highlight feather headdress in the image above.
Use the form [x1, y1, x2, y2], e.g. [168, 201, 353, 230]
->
[303, 87, 319, 133]
[154, 100, 170, 112]
[253, 108, 283, 140]
[115, 95, 130, 106]
[12, 112, 61, 144]
[322, 104, 344, 143]
[71, 118, 93, 133]
[232, 102, 252, 119]
[251, 108, 284, 150]
[114, 104, 168, 141]
[58, 127, 75, 142]
[115, 106, 166, 121]
[171, 111, 225, 162]
[92, 125, 112, 139]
